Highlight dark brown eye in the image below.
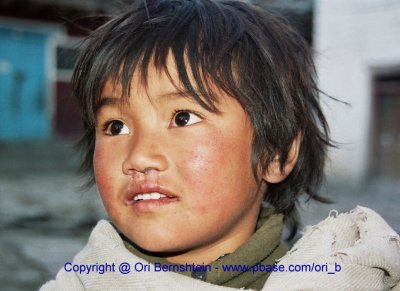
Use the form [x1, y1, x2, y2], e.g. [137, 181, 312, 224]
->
[172, 111, 202, 127]
[106, 121, 130, 135]
[174, 112, 190, 127]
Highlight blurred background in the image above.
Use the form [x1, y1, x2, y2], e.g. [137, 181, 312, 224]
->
[0, 0, 399, 290]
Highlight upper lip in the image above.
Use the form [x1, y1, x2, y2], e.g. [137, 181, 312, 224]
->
[126, 183, 177, 202]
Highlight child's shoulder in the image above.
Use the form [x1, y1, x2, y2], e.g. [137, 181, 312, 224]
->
[266, 206, 400, 290]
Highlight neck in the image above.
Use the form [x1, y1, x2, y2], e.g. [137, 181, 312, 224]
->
[165, 229, 254, 264]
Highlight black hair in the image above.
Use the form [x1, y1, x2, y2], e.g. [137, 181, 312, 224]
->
[72, 0, 332, 239]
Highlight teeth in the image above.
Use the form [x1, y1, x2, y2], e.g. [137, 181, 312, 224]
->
[134, 192, 167, 201]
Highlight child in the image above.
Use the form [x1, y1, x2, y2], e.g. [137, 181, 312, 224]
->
[41, 0, 400, 290]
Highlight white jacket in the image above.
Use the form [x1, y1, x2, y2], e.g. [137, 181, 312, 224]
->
[40, 206, 400, 290]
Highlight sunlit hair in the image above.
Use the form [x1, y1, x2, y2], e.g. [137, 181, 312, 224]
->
[72, 0, 332, 239]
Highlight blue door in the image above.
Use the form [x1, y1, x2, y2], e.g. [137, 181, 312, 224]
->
[0, 26, 50, 140]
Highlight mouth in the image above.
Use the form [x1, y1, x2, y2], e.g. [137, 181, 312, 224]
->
[126, 184, 178, 207]
[133, 192, 173, 201]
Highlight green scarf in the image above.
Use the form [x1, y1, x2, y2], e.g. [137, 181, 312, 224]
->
[122, 208, 288, 290]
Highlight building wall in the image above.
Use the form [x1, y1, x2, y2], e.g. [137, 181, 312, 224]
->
[314, 0, 400, 183]
[0, 0, 115, 141]
[0, 18, 63, 141]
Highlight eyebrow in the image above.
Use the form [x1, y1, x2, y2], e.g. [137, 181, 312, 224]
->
[96, 91, 196, 111]
[157, 91, 194, 100]
[95, 97, 122, 113]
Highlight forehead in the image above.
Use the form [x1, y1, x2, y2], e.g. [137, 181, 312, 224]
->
[98, 54, 231, 112]
[98, 80, 194, 114]
[101, 59, 179, 99]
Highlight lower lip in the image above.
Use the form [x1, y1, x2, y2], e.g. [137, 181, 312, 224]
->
[126, 197, 177, 212]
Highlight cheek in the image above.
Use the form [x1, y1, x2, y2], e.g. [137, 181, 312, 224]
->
[93, 144, 117, 202]
[178, 132, 254, 212]
[180, 135, 224, 183]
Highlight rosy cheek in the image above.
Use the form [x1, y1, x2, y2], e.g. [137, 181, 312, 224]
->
[93, 145, 114, 199]
[93, 147, 104, 179]
[179, 135, 230, 211]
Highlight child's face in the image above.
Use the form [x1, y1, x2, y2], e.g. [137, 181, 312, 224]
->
[94, 58, 266, 264]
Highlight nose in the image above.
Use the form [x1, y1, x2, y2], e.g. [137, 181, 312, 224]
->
[122, 131, 169, 175]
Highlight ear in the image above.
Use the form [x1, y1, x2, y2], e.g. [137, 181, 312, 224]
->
[262, 134, 301, 184]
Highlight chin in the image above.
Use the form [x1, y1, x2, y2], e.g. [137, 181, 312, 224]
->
[127, 232, 184, 253]
[135, 243, 192, 262]
[139, 240, 185, 254]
